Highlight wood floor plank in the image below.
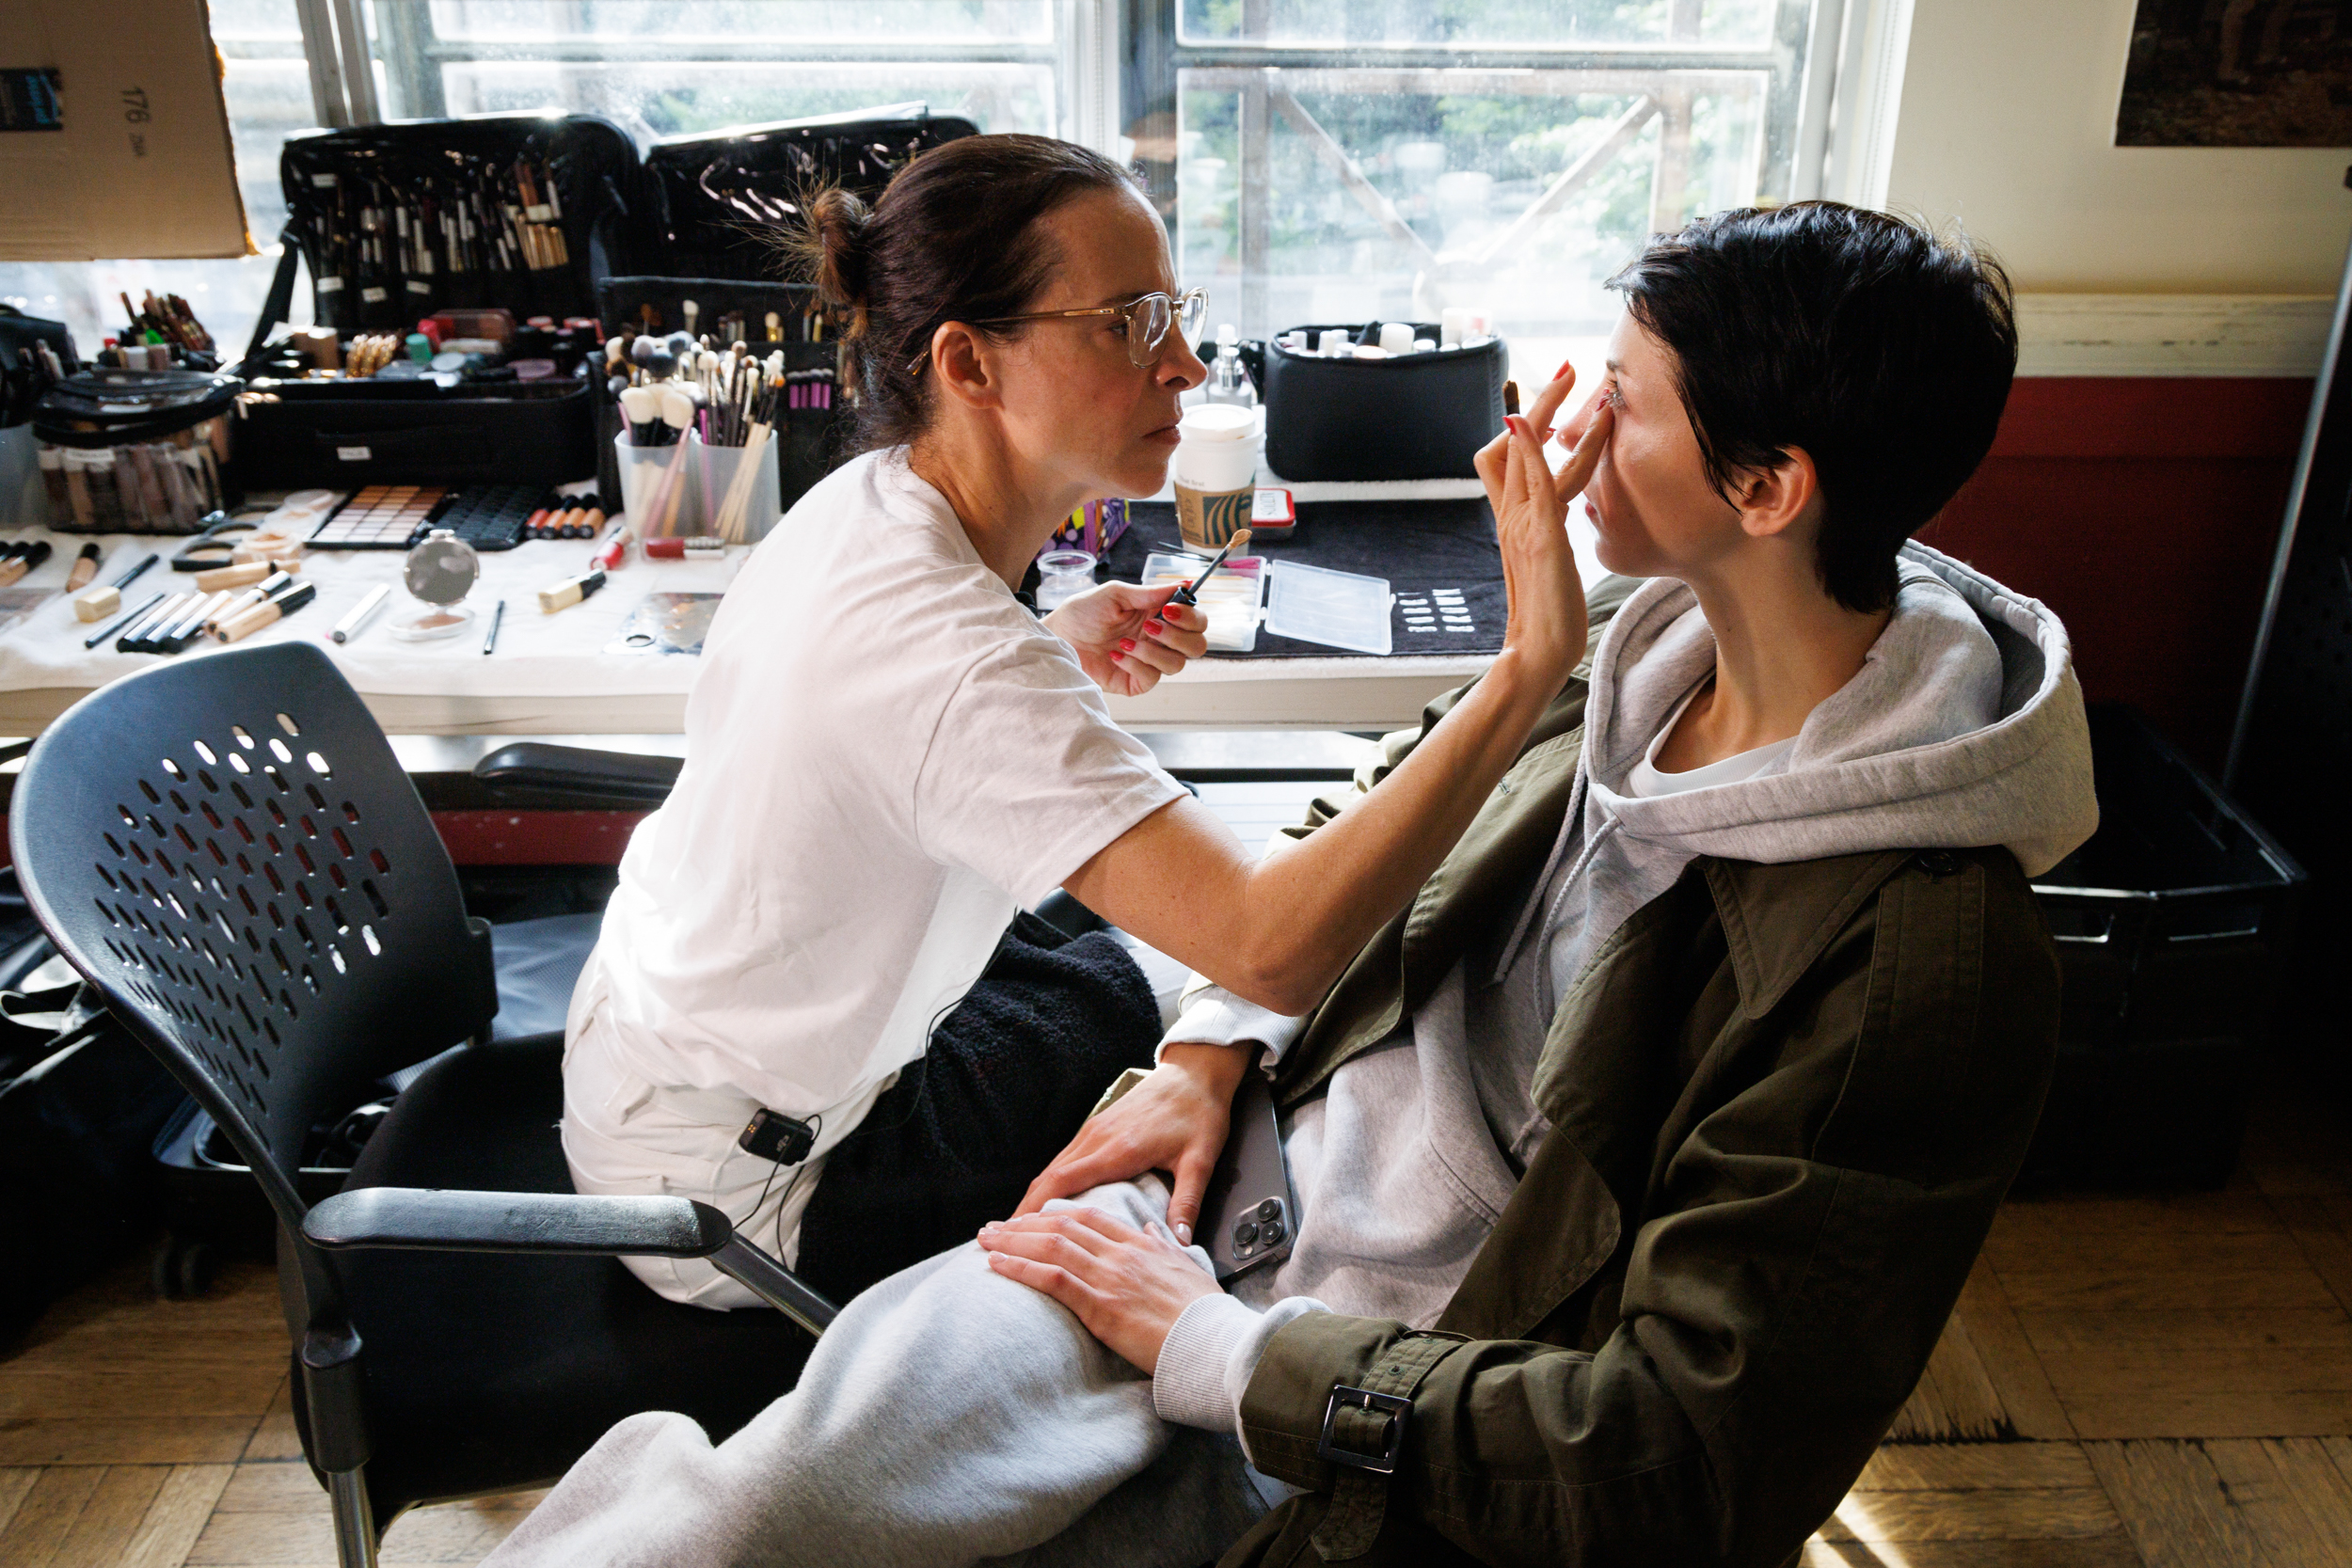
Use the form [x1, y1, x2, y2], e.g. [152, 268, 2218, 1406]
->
[215, 1461, 326, 1513]
[1816, 1487, 2121, 1543]
[1982, 1230, 2314, 1277]
[2201, 1440, 2329, 1566]
[1891, 1308, 2014, 1442]
[0, 1466, 41, 1538]
[0, 1364, 291, 1422]
[1959, 1256, 2077, 1440]
[239, 1378, 304, 1464]
[0, 1418, 263, 1467]
[2065, 1390, 2352, 1441]
[2262, 1439, 2352, 1560]
[1996, 1270, 2339, 1314]
[117, 1465, 237, 1568]
[2087, 1439, 2271, 1568]
[1855, 1442, 2096, 1492]
[2014, 1308, 2352, 1354]
[1803, 1538, 2148, 1567]
[2038, 1344, 2352, 1400]
[1991, 1193, 2285, 1241]
[185, 1492, 538, 1565]
[0, 1465, 105, 1565]
[49, 1464, 168, 1568]
[2270, 1196, 2352, 1320]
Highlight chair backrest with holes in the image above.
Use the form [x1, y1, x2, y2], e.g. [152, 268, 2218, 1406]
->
[10, 643, 497, 1225]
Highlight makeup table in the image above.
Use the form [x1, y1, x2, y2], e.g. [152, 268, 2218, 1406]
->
[0, 482, 1599, 737]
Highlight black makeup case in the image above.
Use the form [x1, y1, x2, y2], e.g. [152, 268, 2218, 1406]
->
[31, 368, 244, 530]
[643, 108, 977, 280]
[1248, 323, 1508, 482]
[234, 113, 652, 490]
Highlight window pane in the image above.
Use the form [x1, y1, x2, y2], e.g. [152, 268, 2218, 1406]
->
[1178, 71, 1766, 376]
[441, 61, 1053, 141]
[425, 0, 1051, 45]
[1179, 0, 1777, 51]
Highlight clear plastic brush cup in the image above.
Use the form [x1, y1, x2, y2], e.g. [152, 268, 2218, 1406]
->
[614, 432, 781, 543]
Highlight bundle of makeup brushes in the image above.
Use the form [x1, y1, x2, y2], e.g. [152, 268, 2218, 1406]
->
[607, 322, 809, 544]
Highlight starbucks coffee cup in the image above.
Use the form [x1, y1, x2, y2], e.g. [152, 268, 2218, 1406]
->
[1174, 404, 1259, 548]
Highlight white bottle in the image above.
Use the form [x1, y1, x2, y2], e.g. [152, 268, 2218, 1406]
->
[1205, 323, 1257, 409]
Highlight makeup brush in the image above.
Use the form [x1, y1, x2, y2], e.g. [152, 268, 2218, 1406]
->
[620, 385, 662, 446]
[682, 299, 699, 341]
[1169, 530, 1250, 608]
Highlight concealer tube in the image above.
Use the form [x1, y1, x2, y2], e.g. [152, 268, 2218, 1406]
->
[192, 559, 289, 593]
[0, 541, 54, 587]
[67, 543, 101, 592]
[119, 594, 192, 653]
[216, 583, 318, 644]
[206, 572, 296, 631]
[536, 567, 607, 613]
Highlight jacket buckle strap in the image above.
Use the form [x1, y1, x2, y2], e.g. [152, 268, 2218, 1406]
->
[1308, 1334, 1458, 1561]
[1315, 1386, 1409, 1475]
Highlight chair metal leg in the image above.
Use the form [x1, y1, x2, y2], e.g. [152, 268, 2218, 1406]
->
[328, 1467, 379, 1568]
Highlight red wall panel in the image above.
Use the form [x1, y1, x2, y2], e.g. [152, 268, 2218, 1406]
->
[1915, 376, 2310, 771]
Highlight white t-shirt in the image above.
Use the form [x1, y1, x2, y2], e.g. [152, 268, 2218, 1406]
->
[580, 447, 1186, 1147]
[1624, 684, 1796, 798]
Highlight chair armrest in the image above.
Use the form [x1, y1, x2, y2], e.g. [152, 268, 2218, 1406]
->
[305, 1187, 835, 1335]
[471, 743, 682, 807]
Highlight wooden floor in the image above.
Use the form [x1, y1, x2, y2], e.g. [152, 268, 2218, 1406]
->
[8, 1071, 2352, 1567]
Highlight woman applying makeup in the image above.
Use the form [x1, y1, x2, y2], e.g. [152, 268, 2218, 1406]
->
[561, 134, 1612, 1312]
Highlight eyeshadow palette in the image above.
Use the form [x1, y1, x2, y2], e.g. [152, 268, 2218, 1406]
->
[432, 484, 547, 552]
[309, 485, 453, 549]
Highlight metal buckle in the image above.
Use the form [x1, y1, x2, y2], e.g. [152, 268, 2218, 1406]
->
[1315, 1385, 1411, 1476]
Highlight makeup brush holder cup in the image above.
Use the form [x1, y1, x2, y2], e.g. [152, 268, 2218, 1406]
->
[696, 437, 782, 545]
[615, 431, 710, 538]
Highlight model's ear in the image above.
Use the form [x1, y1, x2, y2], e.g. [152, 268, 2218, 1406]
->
[1732, 445, 1820, 541]
[928, 321, 1005, 413]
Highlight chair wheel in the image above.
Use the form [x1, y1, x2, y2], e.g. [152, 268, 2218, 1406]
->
[151, 1235, 217, 1300]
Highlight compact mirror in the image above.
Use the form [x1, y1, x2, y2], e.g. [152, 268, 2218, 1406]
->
[390, 529, 480, 641]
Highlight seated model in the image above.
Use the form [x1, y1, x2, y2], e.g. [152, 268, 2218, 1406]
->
[485, 200, 2097, 1568]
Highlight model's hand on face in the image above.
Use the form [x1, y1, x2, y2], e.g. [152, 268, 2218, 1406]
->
[1472, 365, 1612, 689]
[1043, 582, 1211, 696]
[977, 1204, 1221, 1375]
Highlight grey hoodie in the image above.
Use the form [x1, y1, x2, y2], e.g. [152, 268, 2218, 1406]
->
[1152, 542, 2100, 1445]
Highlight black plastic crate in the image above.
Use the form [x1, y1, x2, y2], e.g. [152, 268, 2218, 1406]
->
[2023, 704, 2307, 1187]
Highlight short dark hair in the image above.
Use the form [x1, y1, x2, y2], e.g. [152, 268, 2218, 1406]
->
[788, 134, 1143, 451]
[1606, 201, 2017, 613]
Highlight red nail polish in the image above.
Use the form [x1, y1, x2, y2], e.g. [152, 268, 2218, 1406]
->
[1145, 620, 1165, 634]
[1119, 638, 1136, 652]
[1554, 357, 1575, 381]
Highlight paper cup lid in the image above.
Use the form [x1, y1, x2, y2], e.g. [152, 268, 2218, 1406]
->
[1180, 404, 1257, 441]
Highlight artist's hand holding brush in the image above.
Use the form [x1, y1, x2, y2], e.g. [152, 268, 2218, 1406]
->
[1045, 583, 1207, 698]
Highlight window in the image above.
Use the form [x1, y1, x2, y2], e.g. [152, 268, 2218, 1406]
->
[2, 1, 1821, 386]
[1125, 0, 1820, 386]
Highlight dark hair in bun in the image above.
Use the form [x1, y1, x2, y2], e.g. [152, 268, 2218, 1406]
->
[785, 134, 1141, 451]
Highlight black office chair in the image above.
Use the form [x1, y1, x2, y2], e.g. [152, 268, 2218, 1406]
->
[10, 642, 834, 1568]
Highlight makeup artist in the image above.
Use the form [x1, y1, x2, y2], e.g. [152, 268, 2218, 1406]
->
[561, 133, 1612, 1312]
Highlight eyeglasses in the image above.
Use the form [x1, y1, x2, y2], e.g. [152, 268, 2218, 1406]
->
[905, 288, 1209, 375]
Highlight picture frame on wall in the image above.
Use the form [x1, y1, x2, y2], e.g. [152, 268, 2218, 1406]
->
[2117, 0, 2352, 147]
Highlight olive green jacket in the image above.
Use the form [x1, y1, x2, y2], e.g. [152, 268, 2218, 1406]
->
[1219, 604, 2062, 1568]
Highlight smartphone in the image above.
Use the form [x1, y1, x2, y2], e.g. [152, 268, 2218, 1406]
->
[1200, 1071, 1297, 1283]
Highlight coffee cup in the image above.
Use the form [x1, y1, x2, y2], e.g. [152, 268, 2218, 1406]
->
[1174, 404, 1258, 549]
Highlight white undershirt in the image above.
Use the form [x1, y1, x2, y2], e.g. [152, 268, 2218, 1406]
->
[1625, 684, 1798, 798]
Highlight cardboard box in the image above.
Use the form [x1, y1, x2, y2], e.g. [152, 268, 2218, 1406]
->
[0, 0, 250, 260]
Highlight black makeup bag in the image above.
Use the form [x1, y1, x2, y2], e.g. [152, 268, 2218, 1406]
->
[643, 108, 977, 280]
[1248, 323, 1507, 482]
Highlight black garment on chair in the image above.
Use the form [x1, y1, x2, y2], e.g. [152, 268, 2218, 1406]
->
[302, 1032, 818, 1513]
[795, 910, 1161, 1304]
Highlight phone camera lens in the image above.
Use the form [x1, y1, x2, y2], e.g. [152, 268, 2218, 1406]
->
[1260, 1219, 1285, 1245]
[1233, 1220, 1259, 1246]
[1257, 1198, 1282, 1222]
